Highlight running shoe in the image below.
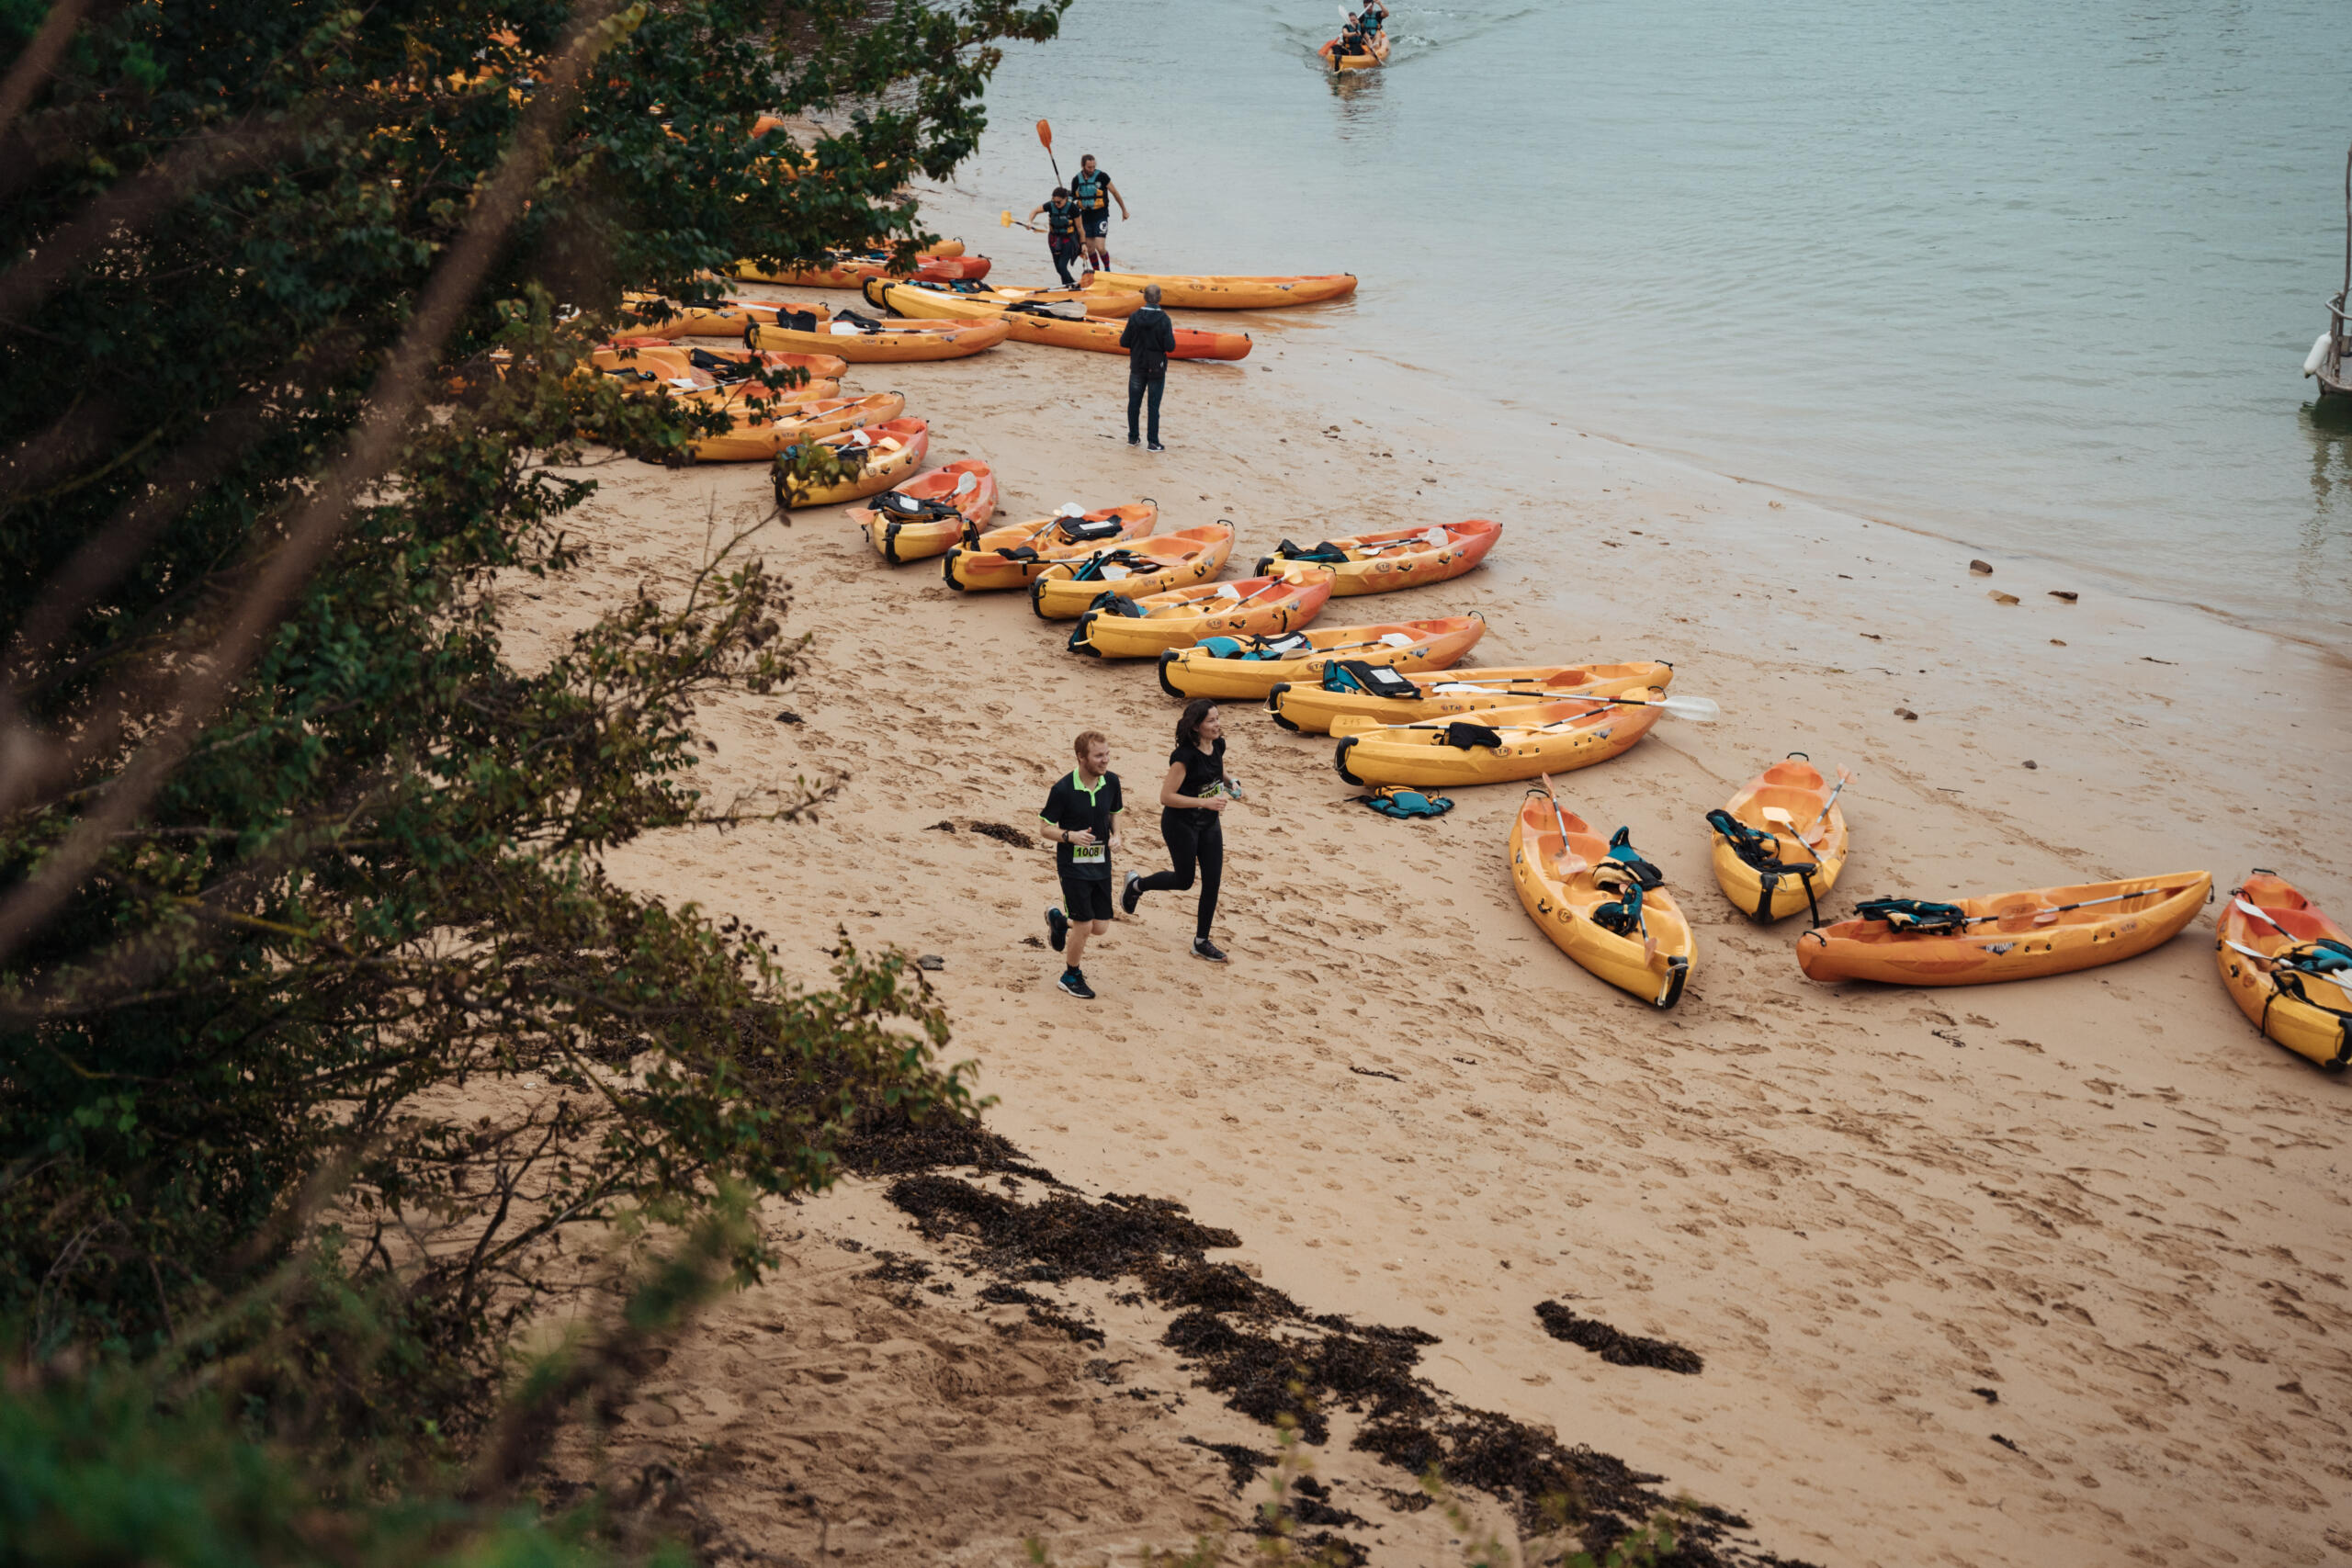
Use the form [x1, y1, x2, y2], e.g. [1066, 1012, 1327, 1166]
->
[1057, 968, 1095, 999]
[1148, 442, 1166, 452]
[1192, 937, 1227, 964]
[1121, 872, 1142, 916]
[1046, 906, 1069, 953]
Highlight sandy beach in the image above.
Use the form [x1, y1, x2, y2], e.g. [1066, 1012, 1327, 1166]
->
[514, 249, 2352, 1567]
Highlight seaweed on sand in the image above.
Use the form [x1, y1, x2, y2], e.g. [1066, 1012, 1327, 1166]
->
[1534, 1300, 1706, 1375]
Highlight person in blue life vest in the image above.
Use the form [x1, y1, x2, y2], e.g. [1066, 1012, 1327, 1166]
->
[1359, 0, 1388, 37]
[1069, 154, 1128, 275]
[1038, 729, 1125, 1000]
[1025, 186, 1085, 288]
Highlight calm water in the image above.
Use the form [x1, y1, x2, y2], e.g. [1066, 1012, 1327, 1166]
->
[940, 0, 2352, 645]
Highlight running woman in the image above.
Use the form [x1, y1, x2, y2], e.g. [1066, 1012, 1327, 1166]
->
[1069, 154, 1129, 275]
[1123, 699, 1238, 963]
[1040, 729, 1125, 999]
[1025, 186, 1085, 288]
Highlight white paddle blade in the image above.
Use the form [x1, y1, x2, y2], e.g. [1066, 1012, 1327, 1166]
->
[953, 470, 978, 495]
[1057, 502, 1084, 516]
[1420, 526, 1448, 547]
[1100, 564, 1130, 580]
[1760, 806, 1796, 828]
[1214, 583, 1242, 600]
[1378, 632, 1415, 648]
[1658, 694, 1720, 723]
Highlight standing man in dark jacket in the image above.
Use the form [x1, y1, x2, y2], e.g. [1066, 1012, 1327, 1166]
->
[1119, 284, 1176, 451]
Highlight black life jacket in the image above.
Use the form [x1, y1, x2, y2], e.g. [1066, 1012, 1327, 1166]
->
[1323, 660, 1419, 698]
[1854, 898, 1971, 935]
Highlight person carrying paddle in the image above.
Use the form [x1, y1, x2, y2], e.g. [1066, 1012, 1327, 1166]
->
[1069, 154, 1127, 273]
[1120, 284, 1176, 450]
[1026, 186, 1085, 288]
[1123, 699, 1239, 964]
[1040, 729, 1125, 1000]
[1359, 0, 1388, 37]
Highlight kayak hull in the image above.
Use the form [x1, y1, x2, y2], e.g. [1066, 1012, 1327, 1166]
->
[2215, 873, 2352, 1070]
[1268, 661, 1673, 735]
[1157, 616, 1486, 701]
[1510, 797, 1694, 1009]
[1709, 758, 1850, 923]
[943, 502, 1160, 592]
[770, 418, 929, 508]
[1796, 873, 2211, 986]
[1257, 519, 1499, 595]
[1333, 699, 1661, 789]
[847, 460, 1001, 563]
[1070, 570, 1336, 659]
[1028, 524, 1239, 618]
[745, 318, 1010, 362]
[1082, 271, 1359, 310]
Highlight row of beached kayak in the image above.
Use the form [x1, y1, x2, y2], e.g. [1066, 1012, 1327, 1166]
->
[612, 251, 2348, 1074]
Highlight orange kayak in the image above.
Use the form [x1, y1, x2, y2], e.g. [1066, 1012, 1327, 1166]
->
[2215, 872, 2352, 1070]
[942, 502, 1160, 592]
[770, 417, 929, 508]
[618, 294, 842, 339]
[1255, 519, 1500, 595]
[1511, 795, 1695, 1009]
[745, 315, 1009, 362]
[590, 344, 843, 409]
[846, 460, 1000, 563]
[862, 278, 1247, 359]
[1796, 872, 2211, 987]
[1069, 568, 1336, 659]
[1332, 697, 1662, 789]
[1026, 523, 1238, 618]
[1267, 661, 1673, 736]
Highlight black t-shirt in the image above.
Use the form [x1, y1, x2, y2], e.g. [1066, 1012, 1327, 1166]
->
[1039, 770, 1123, 879]
[1168, 737, 1227, 803]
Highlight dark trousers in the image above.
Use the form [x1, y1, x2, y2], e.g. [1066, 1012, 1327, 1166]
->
[1050, 238, 1080, 288]
[1126, 364, 1166, 444]
[1135, 812, 1221, 940]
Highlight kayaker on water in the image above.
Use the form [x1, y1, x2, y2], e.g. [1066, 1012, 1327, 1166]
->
[1069, 154, 1127, 275]
[1119, 284, 1176, 450]
[1124, 699, 1239, 964]
[1359, 0, 1387, 36]
[1039, 729, 1125, 1000]
[1026, 186, 1085, 288]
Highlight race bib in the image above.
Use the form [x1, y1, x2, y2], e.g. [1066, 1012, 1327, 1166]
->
[1071, 843, 1105, 864]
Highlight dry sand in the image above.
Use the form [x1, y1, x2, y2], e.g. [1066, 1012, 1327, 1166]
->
[514, 246, 2352, 1567]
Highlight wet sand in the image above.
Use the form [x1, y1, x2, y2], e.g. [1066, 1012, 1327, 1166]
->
[515, 256, 2352, 1565]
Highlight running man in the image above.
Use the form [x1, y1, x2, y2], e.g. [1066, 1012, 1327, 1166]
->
[1069, 154, 1129, 274]
[1040, 729, 1125, 999]
[1026, 186, 1085, 288]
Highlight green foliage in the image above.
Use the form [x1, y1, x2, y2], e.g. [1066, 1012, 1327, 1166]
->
[0, 0, 1068, 1492]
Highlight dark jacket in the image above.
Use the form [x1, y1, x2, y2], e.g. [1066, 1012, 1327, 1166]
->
[1120, 306, 1177, 375]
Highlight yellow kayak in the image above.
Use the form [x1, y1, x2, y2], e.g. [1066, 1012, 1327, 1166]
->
[1332, 696, 1661, 789]
[1026, 524, 1238, 618]
[769, 418, 928, 508]
[1082, 271, 1358, 310]
[1069, 569, 1336, 660]
[863, 276, 1144, 320]
[2215, 873, 2352, 1071]
[1707, 757, 1851, 924]
[745, 316, 1010, 362]
[1255, 519, 1500, 596]
[1267, 660, 1673, 735]
[1157, 616, 1486, 701]
[1511, 794, 1695, 1009]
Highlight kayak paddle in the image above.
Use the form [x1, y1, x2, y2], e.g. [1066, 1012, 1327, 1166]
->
[1035, 118, 1062, 186]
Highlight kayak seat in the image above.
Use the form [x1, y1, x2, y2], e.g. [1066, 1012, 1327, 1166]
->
[1854, 897, 1970, 935]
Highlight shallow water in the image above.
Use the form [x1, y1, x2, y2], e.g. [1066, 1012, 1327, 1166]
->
[938, 0, 2352, 647]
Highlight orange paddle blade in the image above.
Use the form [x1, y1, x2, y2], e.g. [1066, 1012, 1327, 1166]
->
[1035, 118, 1053, 149]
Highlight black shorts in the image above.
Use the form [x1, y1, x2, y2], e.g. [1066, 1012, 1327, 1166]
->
[1080, 210, 1110, 239]
[1059, 874, 1114, 922]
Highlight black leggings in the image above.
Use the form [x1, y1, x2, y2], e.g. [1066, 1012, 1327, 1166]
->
[1135, 812, 1221, 940]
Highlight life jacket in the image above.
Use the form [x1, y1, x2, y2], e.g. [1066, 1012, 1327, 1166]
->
[1322, 660, 1418, 698]
[1853, 897, 1971, 935]
[1362, 786, 1452, 820]
[1196, 632, 1313, 661]
[1071, 169, 1109, 211]
[1271, 537, 1352, 565]
[1046, 200, 1080, 238]
[1590, 827, 1665, 936]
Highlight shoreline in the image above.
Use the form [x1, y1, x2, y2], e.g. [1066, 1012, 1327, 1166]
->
[515, 255, 2352, 1565]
